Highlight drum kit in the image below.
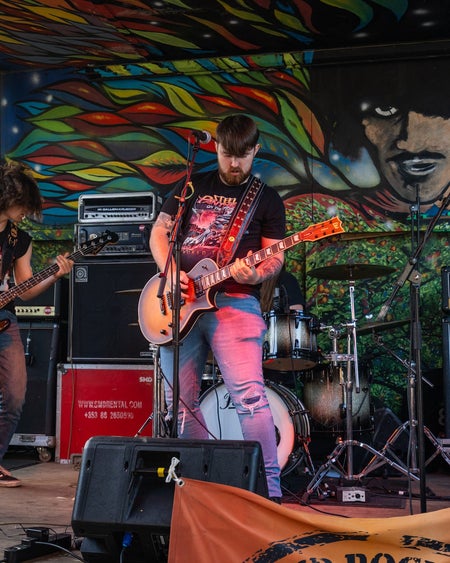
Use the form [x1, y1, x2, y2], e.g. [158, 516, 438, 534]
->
[152, 261, 429, 491]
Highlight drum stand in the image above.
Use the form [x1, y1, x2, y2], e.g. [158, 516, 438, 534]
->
[303, 279, 419, 503]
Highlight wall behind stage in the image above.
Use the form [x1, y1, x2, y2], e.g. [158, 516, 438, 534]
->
[1, 52, 449, 417]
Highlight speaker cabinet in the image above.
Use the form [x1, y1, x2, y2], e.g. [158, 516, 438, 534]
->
[68, 260, 157, 363]
[10, 321, 60, 450]
[72, 436, 268, 563]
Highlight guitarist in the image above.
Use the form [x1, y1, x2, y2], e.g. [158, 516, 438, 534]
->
[149, 115, 286, 502]
[0, 161, 73, 487]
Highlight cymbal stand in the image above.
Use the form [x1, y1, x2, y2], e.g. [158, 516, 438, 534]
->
[303, 278, 419, 503]
[149, 346, 171, 438]
[358, 333, 450, 477]
[133, 345, 171, 439]
[372, 187, 450, 512]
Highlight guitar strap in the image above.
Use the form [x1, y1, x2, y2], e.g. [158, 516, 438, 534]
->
[216, 175, 265, 268]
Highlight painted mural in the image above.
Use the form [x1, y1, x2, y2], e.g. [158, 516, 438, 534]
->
[1, 51, 448, 436]
[0, 1, 420, 72]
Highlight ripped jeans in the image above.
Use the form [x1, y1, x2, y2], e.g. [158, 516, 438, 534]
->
[159, 292, 281, 497]
[0, 310, 27, 463]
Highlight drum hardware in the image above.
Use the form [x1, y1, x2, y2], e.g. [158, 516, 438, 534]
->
[133, 345, 165, 439]
[357, 333, 450, 478]
[303, 267, 407, 502]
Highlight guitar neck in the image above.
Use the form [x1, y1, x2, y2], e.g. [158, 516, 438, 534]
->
[200, 217, 343, 291]
[0, 246, 87, 309]
[201, 233, 304, 291]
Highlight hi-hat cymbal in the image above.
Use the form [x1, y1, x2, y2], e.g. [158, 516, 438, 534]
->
[308, 264, 395, 280]
[357, 319, 409, 335]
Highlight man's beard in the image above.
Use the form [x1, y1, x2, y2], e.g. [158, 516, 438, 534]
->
[219, 168, 249, 185]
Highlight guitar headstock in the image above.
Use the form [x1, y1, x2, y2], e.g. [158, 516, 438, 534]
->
[301, 217, 344, 242]
[80, 230, 119, 256]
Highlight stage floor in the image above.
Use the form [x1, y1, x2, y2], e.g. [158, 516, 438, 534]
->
[0, 446, 449, 562]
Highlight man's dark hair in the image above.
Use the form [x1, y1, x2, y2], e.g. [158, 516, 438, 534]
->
[0, 160, 42, 217]
[216, 114, 260, 157]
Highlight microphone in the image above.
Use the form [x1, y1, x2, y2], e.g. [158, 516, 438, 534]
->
[191, 130, 212, 144]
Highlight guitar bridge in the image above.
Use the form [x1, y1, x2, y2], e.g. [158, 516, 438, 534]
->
[165, 291, 185, 309]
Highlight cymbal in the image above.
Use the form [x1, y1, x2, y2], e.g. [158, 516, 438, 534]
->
[308, 264, 395, 280]
[357, 319, 409, 335]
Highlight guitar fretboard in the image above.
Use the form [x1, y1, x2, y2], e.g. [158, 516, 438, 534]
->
[0, 232, 117, 309]
[200, 217, 343, 291]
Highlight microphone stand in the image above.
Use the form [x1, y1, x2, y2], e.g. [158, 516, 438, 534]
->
[156, 138, 201, 438]
[375, 185, 450, 513]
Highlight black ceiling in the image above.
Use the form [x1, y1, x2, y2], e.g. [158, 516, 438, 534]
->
[0, 1, 450, 73]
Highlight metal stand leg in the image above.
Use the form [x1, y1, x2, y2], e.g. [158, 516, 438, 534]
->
[152, 346, 173, 437]
[304, 274, 411, 502]
[302, 438, 419, 503]
[357, 334, 450, 480]
[133, 346, 170, 438]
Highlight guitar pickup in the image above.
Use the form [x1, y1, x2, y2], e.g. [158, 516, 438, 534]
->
[194, 278, 205, 298]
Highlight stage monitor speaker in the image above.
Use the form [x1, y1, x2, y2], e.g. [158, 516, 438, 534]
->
[72, 436, 268, 563]
[10, 322, 60, 447]
[68, 259, 157, 363]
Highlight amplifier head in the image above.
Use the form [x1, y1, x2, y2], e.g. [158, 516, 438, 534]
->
[78, 192, 162, 224]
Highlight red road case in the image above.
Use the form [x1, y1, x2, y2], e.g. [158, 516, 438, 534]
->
[56, 363, 154, 463]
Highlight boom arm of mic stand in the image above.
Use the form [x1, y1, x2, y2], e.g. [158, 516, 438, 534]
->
[376, 261, 416, 322]
[376, 187, 450, 322]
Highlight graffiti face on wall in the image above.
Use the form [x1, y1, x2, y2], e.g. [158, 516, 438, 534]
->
[310, 57, 450, 216]
[362, 108, 450, 204]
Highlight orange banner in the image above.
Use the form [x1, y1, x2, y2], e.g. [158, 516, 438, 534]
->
[169, 478, 450, 562]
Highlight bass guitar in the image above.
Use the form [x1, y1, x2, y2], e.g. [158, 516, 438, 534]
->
[138, 217, 344, 346]
[0, 230, 118, 333]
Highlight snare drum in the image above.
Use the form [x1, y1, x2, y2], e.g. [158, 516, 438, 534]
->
[199, 380, 310, 475]
[263, 311, 319, 371]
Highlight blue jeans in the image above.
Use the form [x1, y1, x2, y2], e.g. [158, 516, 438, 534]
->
[0, 311, 27, 463]
[160, 292, 281, 497]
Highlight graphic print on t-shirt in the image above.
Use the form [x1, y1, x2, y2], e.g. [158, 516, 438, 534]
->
[181, 192, 238, 271]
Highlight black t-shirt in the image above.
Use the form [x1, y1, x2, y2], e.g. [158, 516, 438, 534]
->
[0, 223, 32, 312]
[161, 170, 286, 297]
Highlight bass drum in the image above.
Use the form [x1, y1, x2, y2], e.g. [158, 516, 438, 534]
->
[199, 380, 310, 475]
[303, 364, 372, 432]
